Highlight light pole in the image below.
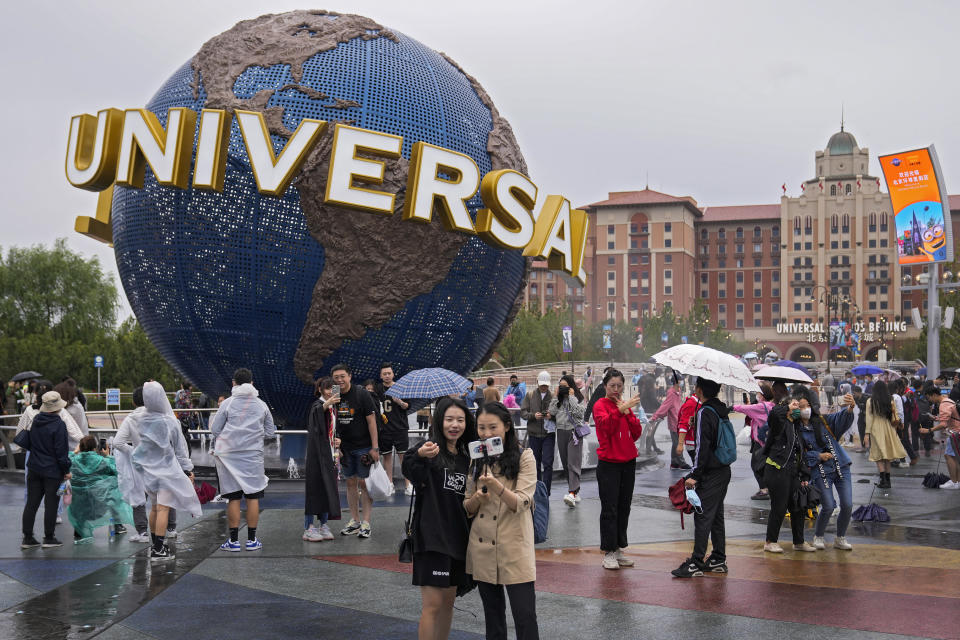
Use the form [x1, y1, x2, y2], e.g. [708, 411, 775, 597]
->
[810, 285, 837, 373]
[901, 266, 960, 379]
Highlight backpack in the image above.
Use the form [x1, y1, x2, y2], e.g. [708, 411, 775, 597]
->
[701, 405, 737, 465]
[904, 393, 919, 424]
[532, 480, 549, 543]
[668, 477, 693, 529]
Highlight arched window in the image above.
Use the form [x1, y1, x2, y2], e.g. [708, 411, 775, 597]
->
[772, 225, 779, 237]
[718, 227, 726, 239]
[831, 214, 838, 231]
[880, 212, 888, 231]
[845, 184, 852, 195]
[869, 212, 877, 231]
[805, 216, 813, 231]
[736, 227, 743, 238]
[842, 214, 850, 231]
[830, 185, 837, 196]
[700, 228, 707, 240]
[753, 226, 761, 238]
[794, 217, 801, 232]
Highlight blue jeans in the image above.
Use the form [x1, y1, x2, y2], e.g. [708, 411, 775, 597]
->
[527, 433, 555, 495]
[814, 471, 853, 537]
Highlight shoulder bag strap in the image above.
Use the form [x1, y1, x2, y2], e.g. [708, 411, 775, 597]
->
[404, 486, 416, 535]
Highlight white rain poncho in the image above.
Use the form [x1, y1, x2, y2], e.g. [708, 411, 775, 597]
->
[210, 383, 276, 496]
[113, 406, 147, 507]
[132, 382, 201, 518]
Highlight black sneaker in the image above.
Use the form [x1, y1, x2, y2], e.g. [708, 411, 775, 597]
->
[42, 537, 63, 548]
[703, 555, 728, 573]
[21, 536, 41, 549]
[751, 490, 770, 500]
[671, 558, 704, 578]
[150, 545, 174, 561]
[114, 524, 127, 535]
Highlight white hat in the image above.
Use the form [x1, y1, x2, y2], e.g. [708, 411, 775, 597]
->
[537, 371, 551, 386]
[40, 391, 67, 413]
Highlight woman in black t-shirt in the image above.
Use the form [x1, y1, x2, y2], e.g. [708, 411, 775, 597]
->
[402, 397, 478, 640]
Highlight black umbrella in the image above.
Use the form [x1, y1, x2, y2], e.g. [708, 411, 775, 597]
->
[939, 367, 960, 377]
[10, 371, 42, 382]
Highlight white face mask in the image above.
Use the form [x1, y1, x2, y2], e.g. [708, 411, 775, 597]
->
[800, 408, 812, 420]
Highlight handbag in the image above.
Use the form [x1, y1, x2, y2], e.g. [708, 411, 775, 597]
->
[750, 446, 767, 475]
[668, 477, 694, 529]
[574, 422, 591, 439]
[13, 428, 31, 450]
[398, 487, 415, 563]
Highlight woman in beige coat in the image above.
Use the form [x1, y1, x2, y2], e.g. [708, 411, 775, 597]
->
[864, 380, 907, 488]
[464, 402, 539, 640]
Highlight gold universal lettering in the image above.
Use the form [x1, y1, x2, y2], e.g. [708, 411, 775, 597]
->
[324, 124, 403, 214]
[116, 108, 197, 189]
[401, 141, 479, 233]
[192, 109, 233, 191]
[65, 108, 124, 191]
[235, 110, 326, 196]
[476, 170, 537, 250]
[523, 195, 576, 274]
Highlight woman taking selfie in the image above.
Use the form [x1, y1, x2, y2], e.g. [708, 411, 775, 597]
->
[402, 397, 477, 640]
[592, 369, 643, 570]
[547, 375, 586, 508]
[464, 402, 539, 640]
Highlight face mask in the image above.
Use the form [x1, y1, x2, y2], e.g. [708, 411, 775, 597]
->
[559, 387, 569, 396]
[800, 408, 812, 420]
[685, 488, 703, 513]
[790, 408, 801, 420]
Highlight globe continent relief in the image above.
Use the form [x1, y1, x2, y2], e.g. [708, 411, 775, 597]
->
[111, 11, 529, 424]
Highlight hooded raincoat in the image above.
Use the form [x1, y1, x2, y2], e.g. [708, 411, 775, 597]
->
[113, 406, 147, 507]
[209, 383, 276, 496]
[132, 382, 201, 518]
[67, 450, 135, 538]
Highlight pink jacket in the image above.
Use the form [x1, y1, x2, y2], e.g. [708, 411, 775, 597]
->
[732, 400, 775, 444]
[649, 387, 681, 432]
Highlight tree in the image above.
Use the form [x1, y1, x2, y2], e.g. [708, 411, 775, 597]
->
[0, 239, 118, 342]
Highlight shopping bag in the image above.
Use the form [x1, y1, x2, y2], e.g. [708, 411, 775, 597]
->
[365, 461, 392, 502]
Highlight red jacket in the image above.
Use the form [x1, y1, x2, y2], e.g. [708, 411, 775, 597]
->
[593, 397, 643, 463]
[677, 396, 701, 447]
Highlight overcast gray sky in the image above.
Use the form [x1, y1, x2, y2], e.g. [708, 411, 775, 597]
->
[3, 1, 958, 319]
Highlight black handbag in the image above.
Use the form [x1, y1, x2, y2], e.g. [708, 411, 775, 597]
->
[750, 447, 767, 475]
[398, 487, 415, 563]
[13, 428, 31, 450]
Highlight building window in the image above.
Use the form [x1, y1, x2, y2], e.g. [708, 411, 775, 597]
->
[664, 285, 672, 294]
[754, 272, 762, 283]
[830, 184, 837, 196]
[700, 229, 708, 240]
[607, 224, 615, 234]
[664, 270, 673, 279]
[793, 242, 801, 250]
[880, 212, 888, 231]
[665, 256, 672, 264]
[794, 303, 801, 311]
[546, 284, 553, 296]
[869, 239, 876, 248]
[831, 241, 838, 249]
[665, 222, 672, 232]
[736, 318, 744, 328]
[630, 287, 638, 295]
[754, 226, 762, 238]
[804, 242, 812, 250]
[772, 225, 779, 237]
[607, 271, 615, 280]
[736, 304, 744, 313]
[805, 302, 812, 311]
[736, 227, 744, 239]
[842, 214, 849, 232]
[640, 224, 648, 233]
[772, 288, 779, 297]
[607, 256, 615, 265]
[607, 287, 615, 295]
[754, 303, 762, 313]
[664, 239, 672, 247]
[719, 273, 726, 283]
[845, 184, 852, 195]
[736, 272, 744, 283]
[629, 254, 638, 265]
[630, 239, 638, 249]
[718, 228, 726, 239]
[700, 273, 709, 283]
[772, 303, 779, 314]
[641, 255, 649, 264]
[753, 243, 762, 253]
[701, 290, 709, 298]
[869, 301, 877, 310]
[869, 212, 877, 232]
[641, 287, 649, 295]
[640, 239, 648, 249]
[718, 259, 726, 268]
[903, 299, 912, 309]
[719, 244, 727, 255]
[718, 290, 726, 298]
[607, 241, 615, 249]
[530, 284, 537, 295]
[630, 223, 637, 234]
[736, 289, 744, 298]
[831, 214, 838, 232]
[718, 304, 726, 315]
[736, 243, 744, 254]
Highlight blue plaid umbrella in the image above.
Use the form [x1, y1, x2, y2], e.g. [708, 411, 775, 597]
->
[385, 368, 472, 400]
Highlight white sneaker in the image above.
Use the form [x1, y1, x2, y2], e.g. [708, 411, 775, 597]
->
[318, 524, 334, 540]
[211, 494, 227, 503]
[763, 542, 784, 553]
[404, 484, 414, 496]
[812, 536, 826, 550]
[574, 494, 581, 503]
[165, 530, 180, 541]
[615, 548, 634, 567]
[563, 493, 576, 508]
[129, 532, 151, 543]
[302, 527, 323, 542]
[793, 542, 817, 553]
[602, 551, 620, 570]
[56, 516, 63, 524]
[833, 536, 853, 550]
[942, 480, 960, 489]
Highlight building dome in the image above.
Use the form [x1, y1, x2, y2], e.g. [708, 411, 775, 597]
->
[826, 129, 858, 155]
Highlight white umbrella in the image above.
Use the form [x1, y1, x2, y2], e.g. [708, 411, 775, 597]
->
[652, 344, 761, 393]
[754, 365, 813, 384]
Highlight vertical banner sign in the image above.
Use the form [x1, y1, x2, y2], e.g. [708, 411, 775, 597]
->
[562, 326, 573, 353]
[602, 324, 612, 350]
[661, 331, 669, 345]
[879, 145, 952, 265]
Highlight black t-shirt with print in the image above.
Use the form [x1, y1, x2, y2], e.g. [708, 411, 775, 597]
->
[375, 384, 410, 435]
[335, 384, 378, 452]
[402, 440, 470, 560]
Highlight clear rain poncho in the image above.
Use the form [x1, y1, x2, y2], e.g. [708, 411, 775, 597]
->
[67, 450, 135, 538]
[210, 383, 276, 496]
[113, 406, 146, 507]
[132, 382, 202, 518]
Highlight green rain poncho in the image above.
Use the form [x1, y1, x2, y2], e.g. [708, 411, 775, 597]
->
[67, 451, 135, 538]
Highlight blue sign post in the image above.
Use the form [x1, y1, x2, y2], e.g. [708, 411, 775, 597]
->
[94, 355, 104, 396]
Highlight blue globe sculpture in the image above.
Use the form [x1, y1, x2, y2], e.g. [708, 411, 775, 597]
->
[111, 11, 529, 424]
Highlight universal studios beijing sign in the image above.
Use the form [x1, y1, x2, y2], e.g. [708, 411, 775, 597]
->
[64, 108, 589, 284]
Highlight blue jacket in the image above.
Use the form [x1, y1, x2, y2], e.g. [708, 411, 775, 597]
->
[799, 408, 854, 478]
[26, 412, 71, 479]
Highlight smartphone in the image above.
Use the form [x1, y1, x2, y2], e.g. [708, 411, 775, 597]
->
[468, 436, 505, 460]
[331, 384, 340, 398]
[98, 438, 107, 451]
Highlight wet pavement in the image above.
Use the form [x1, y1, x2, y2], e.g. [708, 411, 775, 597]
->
[1, 415, 958, 639]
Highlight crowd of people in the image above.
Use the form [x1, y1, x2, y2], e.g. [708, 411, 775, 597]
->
[6, 360, 960, 640]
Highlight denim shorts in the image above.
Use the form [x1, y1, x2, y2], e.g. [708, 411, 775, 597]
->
[947, 435, 957, 458]
[341, 448, 372, 479]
